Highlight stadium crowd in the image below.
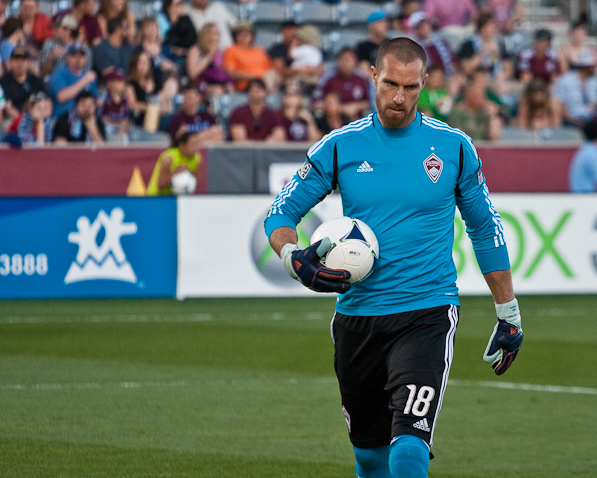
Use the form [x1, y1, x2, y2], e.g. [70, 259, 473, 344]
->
[0, 0, 595, 147]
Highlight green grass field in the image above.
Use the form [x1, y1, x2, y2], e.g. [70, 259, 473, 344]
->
[0, 295, 596, 477]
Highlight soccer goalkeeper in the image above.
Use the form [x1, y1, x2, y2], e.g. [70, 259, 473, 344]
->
[264, 37, 523, 478]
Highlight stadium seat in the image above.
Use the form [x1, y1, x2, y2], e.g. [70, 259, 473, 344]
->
[291, 2, 337, 25]
[212, 92, 248, 125]
[324, 29, 369, 57]
[254, 29, 280, 50]
[129, 0, 150, 20]
[538, 127, 583, 142]
[240, 2, 288, 24]
[337, 1, 381, 26]
[222, 1, 240, 19]
[501, 127, 537, 142]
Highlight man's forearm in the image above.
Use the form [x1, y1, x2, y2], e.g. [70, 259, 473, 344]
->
[483, 269, 515, 304]
[269, 226, 298, 257]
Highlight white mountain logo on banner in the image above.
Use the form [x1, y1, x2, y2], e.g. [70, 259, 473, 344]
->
[64, 208, 138, 284]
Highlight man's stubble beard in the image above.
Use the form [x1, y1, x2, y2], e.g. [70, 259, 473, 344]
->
[375, 95, 418, 129]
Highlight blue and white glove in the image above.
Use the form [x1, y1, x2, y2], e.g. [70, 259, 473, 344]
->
[483, 298, 523, 375]
[280, 238, 351, 293]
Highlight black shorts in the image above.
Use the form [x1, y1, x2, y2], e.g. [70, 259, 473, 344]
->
[331, 304, 459, 449]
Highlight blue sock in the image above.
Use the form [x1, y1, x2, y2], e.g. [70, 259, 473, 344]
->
[389, 435, 430, 478]
[353, 445, 392, 478]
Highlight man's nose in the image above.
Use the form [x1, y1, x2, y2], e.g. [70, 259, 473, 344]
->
[393, 88, 405, 104]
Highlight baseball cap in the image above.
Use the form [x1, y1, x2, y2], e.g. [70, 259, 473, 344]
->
[104, 68, 126, 81]
[10, 47, 29, 59]
[534, 28, 552, 42]
[367, 11, 387, 24]
[409, 11, 429, 28]
[67, 43, 86, 55]
[296, 24, 322, 48]
[60, 14, 79, 30]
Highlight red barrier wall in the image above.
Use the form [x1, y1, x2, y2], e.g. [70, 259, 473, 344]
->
[0, 144, 577, 196]
[0, 146, 208, 196]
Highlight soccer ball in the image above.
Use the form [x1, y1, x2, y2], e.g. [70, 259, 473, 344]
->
[310, 217, 379, 283]
[170, 170, 197, 195]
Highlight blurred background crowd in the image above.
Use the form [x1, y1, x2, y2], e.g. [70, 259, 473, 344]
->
[0, 0, 595, 147]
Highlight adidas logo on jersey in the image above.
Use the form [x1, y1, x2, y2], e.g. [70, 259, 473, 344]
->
[412, 418, 430, 432]
[357, 161, 373, 172]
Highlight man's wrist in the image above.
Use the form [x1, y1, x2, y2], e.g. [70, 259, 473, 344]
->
[280, 243, 299, 280]
[495, 298, 522, 330]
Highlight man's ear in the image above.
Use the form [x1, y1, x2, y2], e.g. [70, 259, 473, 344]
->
[371, 65, 378, 86]
[421, 72, 428, 89]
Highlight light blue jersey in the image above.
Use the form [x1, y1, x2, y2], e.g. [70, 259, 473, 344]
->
[264, 112, 510, 316]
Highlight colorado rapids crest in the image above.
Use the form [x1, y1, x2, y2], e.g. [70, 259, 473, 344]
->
[423, 154, 443, 183]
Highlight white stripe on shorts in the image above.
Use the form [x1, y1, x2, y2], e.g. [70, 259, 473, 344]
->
[429, 304, 459, 446]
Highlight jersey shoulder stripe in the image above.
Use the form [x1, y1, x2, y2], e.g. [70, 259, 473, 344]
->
[307, 115, 374, 157]
[421, 115, 478, 158]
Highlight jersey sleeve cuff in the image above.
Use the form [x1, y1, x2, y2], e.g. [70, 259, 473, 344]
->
[264, 214, 298, 239]
[474, 247, 511, 274]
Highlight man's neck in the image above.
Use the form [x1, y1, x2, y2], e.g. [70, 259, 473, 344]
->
[108, 35, 123, 48]
[249, 102, 265, 117]
[13, 71, 27, 83]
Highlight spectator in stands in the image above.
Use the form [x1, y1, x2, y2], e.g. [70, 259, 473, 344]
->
[223, 22, 276, 92]
[554, 52, 597, 128]
[6, 91, 53, 145]
[458, 13, 508, 78]
[0, 85, 6, 120]
[93, 17, 133, 77]
[396, 0, 422, 34]
[97, 0, 135, 44]
[228, 78, 285, 142]
[417, 64, 452, 121]
[53, 90, 105, 143]
[483, 0, 524, 35]
[411, 12, 458, 81]
[98, 67, 129, 137]
[423, 0, 477, 30]
[0, 48, 46, 119]
[516, 78, 561, 130]
[312, 47, 369, 121]
[0, 18, 24, 67]
[146, 131, 201, 196]
[288, 24, 324, 88]
[187, 23, 233, 96]
[0, 0, 8, 30]
[168, 83, 223, 142]
[447, 80, 502, 140]
[186, 0, 236, 51]
[516, 28, 562, 84]
[53, 0, 103, 48]
[137, 17, 178, 85]
[468, 66, 506, 118]
[355, 11, 389, 76]
[19, 0, 52, 59]
[126, 49, 176, 127]
[269, 21, 298, 82]
[48, 43, 98, 117]
[41, 15, 92, 76]
[315, 91, 350, 135]
[162, 0, 196, 74]
[280, 82, 320, 142]
[569, 119, 597, 192]
[559, 19, 597, 72]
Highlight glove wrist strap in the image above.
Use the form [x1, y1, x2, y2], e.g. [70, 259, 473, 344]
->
[280, 243, 299, 280]
[495, 298, 522, 330]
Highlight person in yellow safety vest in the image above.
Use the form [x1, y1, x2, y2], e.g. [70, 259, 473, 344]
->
[146, 132, 201, 195]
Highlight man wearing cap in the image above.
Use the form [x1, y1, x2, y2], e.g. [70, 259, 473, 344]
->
[47, 43, 98, 117]
[411, 12, 457, 79]
[186, 0, 236, 51]
[53, 0, 103, 48]
[41, 14, 92, 76]
[0, 47, 46, 119]
[313, 47, 370, 121]
[99, 68, 130, 136]
[516, 28, 562, 84]
[92, 16, 133, 77]
[554, 51, 597, 127]
[355, 11, 389, 76]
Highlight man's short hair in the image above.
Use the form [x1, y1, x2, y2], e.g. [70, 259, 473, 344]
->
[181, 83, 201, 94]
[375, 37, 427, 73]
[107, 16, 123, 35]
[75, 90, 95, 104]
[336, 47, 356, 60]
[476, 12, 494, 32]
[248, 78, 267, 92]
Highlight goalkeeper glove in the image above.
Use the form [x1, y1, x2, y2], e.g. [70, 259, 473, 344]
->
[483, 298, 523, 375]
[280, 238, 351, 293]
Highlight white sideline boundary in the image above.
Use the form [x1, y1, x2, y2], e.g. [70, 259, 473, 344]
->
[0, 378, 595, 396]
